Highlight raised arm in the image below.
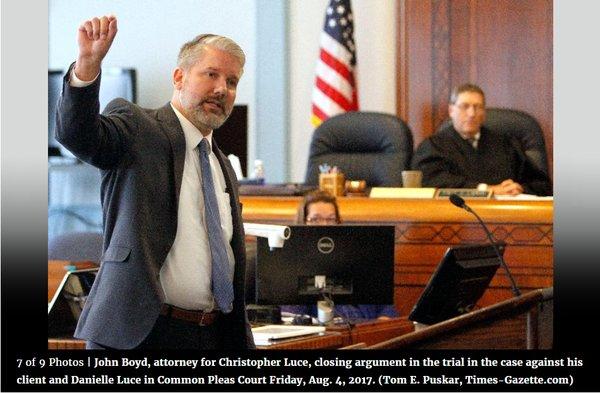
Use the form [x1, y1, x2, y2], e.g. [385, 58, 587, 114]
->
[74, 15, 118, 81]
[55, 15, 132, 169]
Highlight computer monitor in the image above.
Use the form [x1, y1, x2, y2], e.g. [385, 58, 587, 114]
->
[48, 268, 98, 338]
[408, 243, 503, 325]
[48, 70, 64, 155]
[253, 225, 395, 305]
[212, 105, 248, 176]
[48, 68, 137, 156]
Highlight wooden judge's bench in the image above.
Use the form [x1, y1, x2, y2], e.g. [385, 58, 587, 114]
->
[48, 197, 553, 350]
[241, 196, 553, 316]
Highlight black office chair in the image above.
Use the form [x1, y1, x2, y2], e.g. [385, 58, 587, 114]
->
[438, 107, 549, 175]
[304, 112, 414, 186]
[48, 231, 103, 263]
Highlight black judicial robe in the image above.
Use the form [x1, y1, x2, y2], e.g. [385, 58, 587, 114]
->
[412, 126, 552, 196]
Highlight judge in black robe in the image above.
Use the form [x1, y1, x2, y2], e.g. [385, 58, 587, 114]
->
[412, 125, 552, 195]
[412, 83, 551, 196]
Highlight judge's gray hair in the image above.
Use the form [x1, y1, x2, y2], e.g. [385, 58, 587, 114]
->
[449, 83, 486, 105]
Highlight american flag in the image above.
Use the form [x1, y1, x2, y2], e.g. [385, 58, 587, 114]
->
[310, 0, 359, 128]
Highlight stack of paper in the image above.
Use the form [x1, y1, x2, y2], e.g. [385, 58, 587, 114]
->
[370, 187, 437, 199]
[251, 325, 325, 346]
[494, 194, 553, 201]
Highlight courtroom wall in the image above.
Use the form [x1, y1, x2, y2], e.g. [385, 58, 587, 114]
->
[397, 0, 553, 178]
[288, 0, 398, 182]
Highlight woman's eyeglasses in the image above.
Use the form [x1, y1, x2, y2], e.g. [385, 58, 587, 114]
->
[305, 216, 338, 224]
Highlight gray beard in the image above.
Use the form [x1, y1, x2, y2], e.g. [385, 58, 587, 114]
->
[179, 92, 230, 131]
[190, 108, 228, 130]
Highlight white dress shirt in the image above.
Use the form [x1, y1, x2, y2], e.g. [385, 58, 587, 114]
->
[463, 131, 481, 149]
[160, 105, 235, 311]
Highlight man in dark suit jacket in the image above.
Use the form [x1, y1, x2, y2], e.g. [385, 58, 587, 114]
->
[55, 15, 254, 349]
[412, 83, 551, 196]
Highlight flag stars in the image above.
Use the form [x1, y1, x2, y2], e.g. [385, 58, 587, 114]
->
[323, 1, 355, 54]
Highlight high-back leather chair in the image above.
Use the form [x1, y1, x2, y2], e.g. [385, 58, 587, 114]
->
[438, 107, 549, 175]
[304, 112, 414, 186]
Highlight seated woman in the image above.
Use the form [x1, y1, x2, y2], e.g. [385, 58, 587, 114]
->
[281, 190, 398, 321]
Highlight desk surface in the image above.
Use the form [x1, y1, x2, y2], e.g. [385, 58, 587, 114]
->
[49, 318, 415, 350]
[240, 196, 553, 224]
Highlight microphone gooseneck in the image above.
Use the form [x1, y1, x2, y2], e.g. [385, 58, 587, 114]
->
[449, 194, 522, 297]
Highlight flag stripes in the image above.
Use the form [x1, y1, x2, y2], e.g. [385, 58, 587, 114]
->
[310, 0, 358, 128]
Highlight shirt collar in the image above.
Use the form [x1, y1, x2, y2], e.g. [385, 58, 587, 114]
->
[460, 131, 480, 142]
[170, 103, 213, 151]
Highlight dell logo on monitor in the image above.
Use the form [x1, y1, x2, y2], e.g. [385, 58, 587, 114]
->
[317, 237, 335, 254]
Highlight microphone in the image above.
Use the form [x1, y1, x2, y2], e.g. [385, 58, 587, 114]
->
[449, 194, 521, 297]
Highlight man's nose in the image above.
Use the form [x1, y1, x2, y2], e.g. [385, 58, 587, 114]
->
[213, 77, 227, 96]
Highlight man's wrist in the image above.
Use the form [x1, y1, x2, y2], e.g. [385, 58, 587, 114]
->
[70, 66, 98, 87]
[74, 57, 101, 82]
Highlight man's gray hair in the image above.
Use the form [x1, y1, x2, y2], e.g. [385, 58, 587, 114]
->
[177, 34, 245, 72]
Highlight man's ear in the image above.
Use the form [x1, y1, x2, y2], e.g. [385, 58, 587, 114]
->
[173, 67, 184, 90]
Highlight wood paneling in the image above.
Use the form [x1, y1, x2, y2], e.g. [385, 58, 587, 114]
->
[397, 0, 553, 178]
[240, 196, 553, 316]
[47, 338, 86, 350]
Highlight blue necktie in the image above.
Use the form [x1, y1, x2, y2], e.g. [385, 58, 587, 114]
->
[199, 139, 234, 313]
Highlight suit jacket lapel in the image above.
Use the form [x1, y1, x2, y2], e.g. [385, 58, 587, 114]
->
[156, 103, 186, 204]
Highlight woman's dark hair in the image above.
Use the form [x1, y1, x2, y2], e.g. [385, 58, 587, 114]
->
[295, 190, 341, 224]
